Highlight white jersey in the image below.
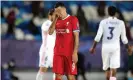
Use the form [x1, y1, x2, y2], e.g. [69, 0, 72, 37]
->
[39, 20, 56, 54]
[95, 17, 128, 70]
[94, 17, 128, 49]
[39, 20, 56, 68]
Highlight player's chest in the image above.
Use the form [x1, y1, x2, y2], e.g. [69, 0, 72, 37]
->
[56, 20, 72, 34]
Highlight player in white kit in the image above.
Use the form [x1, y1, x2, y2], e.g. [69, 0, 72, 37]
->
[89, 6, 132, 80]
[36, 9, 56, 80]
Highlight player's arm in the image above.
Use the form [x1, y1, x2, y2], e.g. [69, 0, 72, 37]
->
[73, 32, 79, 55]
[73, 31, 79, 64]
[90, 41, 98, 53]
[90, 21, 103, 53]
[48, 16, 58, 35]
[121, 22, 128, 45]
[42, 31, 48, 45]
[120, 21, 132, 53]
[48, 10, 60, 35]
[41, 21, 50, 45]
[72, 17, 80, 64]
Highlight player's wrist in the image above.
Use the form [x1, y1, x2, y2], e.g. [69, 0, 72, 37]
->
[73, 51, 78, 54]
[91, 46, 95, 50]
[91, 41, 97, 49]
[125, 43, 129, 49]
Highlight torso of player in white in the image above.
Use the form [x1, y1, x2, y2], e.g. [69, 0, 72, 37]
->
[95, 17, 128, 49]
[39, 20, 56, 53]
[102, 17, 122, 44]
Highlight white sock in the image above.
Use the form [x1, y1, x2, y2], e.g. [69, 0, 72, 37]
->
[53, 73, 55, 80]
[110, 77, 116, 80]
[36, 71, 45, 80]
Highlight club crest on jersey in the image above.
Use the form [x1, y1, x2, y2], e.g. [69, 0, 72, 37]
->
[66, 22, 69, 26]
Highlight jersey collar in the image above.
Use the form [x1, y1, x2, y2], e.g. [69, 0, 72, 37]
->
[62, 14, 70, 20]
[108, 16, 117, 19]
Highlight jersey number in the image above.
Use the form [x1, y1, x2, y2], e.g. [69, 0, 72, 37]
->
[107, 27, 115, 40]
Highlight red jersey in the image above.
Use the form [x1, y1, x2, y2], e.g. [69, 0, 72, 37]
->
[54, 15, 79, 56]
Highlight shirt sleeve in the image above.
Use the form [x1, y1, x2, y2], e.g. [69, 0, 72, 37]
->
[94, 21, 104, 42]
[72, 16, 80, 32]
[41, 20, 52, 31]
[121, 21, 128, 44]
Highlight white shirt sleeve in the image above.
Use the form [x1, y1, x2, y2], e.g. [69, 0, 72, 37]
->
[121, 21, 128, 44]
[94, 21, 104, 42]
[41, 20, 52, 31]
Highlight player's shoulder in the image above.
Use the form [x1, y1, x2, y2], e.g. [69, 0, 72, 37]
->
[70, 15, 77, 18]
[114, 18, 125, 26]
[70, 15, 78, 20]
[117, 19, 124, 24]
[42, 19, 52, 27]
[42, 19, 52, 25]
[100, 18, 107, 24]
[41, 19, 52, 31]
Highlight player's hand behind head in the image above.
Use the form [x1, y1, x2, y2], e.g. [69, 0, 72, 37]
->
[89, 48, 95, 54]
[128, 45, 133, 56]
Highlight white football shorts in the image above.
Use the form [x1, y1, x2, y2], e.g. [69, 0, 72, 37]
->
[39, 50, 53, 68]
[102, 47, 120, 70]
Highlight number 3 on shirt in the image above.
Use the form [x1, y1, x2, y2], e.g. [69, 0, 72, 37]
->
[107, 27, 115, 40]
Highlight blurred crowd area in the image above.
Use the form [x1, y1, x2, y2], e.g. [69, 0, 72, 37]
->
[1, 1, 133, 40]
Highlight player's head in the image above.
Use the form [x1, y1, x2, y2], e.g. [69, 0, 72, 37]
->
[108, 6, 117, 16]
[48, 9, 55, 21]
[54, 2, 67, 19]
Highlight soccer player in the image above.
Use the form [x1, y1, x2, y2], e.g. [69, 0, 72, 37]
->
[89, 6, 132, 80]
[49, 2, 80, 80]
[36, 9, 56, 80]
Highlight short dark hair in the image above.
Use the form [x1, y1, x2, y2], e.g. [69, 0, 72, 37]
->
[48, 9, 54, 16]
[54, 2, 65, 8]
[108, 6, 117, 16]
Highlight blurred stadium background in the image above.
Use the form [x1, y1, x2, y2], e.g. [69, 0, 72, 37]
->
[1, 1, 133, 80]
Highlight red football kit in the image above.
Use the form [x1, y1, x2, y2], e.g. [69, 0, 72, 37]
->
[53, 15, 80, 75]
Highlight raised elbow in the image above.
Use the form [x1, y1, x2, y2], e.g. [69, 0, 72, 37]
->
[48, 32, 53, 35]
[48, 30, 53, 35]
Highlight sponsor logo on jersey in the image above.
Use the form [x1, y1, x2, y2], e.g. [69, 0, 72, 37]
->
[56, 29, 70, 33]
